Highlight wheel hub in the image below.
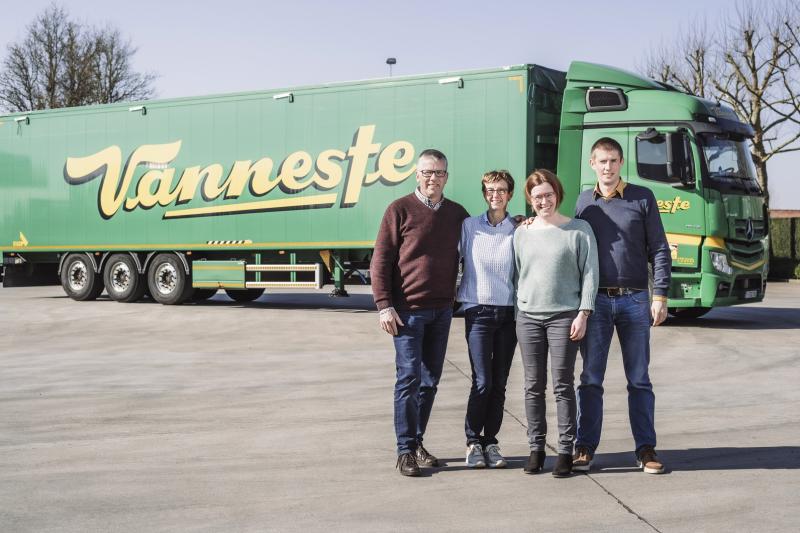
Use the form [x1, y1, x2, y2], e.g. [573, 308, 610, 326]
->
[68, 261, 88, 291]
[110, 262, 131, 292]
[154, 263, 177, 295]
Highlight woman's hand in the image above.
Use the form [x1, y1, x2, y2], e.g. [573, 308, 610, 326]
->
[569, 312, 588, 341]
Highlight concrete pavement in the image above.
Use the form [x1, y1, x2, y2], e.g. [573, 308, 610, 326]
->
[1, 284, 799, 532]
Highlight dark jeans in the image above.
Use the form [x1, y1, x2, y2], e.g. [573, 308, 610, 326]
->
[516, 310, 579, 454]
[463, 305, 517, 446]
[392, 307, 453, 455]
[576, 291, 656, 454]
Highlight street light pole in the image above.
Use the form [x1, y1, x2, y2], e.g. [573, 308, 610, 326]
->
[386, 57, 396, 77]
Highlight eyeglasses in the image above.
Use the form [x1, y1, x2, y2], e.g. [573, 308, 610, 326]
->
[418, 169, 448, 178]
[485, 188, 509, 197]
[532, 192, 556, 203]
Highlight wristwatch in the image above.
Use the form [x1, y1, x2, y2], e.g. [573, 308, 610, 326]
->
[581, 310, 592, 317]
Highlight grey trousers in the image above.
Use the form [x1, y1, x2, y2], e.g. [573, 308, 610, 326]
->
[516, 310, 579, 454]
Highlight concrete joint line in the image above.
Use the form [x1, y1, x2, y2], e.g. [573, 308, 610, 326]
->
[445, 356, 663, 533]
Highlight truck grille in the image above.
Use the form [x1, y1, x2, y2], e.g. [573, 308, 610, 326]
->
[728, 240, 764, 264]
[733, 218, 766, 242]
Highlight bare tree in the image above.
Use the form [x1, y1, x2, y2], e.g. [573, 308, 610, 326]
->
[0, 3, 156, 112]
[643, 21, 717, 99]
[92, 29, 157, 104]
[640, 1, 800, 205]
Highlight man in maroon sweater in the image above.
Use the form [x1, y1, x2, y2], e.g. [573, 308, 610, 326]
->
[371, 148, 469, 477]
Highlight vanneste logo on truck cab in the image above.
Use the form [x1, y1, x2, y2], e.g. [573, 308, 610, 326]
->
[63, 125, 415, 219]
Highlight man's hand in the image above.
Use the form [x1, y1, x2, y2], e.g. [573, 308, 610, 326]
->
[515, 215, 535, 226]
[379, 307, 404, 336]
[651, 299, 668, 326]
[569, 312, 588, 341]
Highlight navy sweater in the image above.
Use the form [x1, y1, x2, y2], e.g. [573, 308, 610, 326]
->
[575, 182, 671, 297]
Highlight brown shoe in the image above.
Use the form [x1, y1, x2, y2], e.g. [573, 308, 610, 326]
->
[637, 446, 665, 474]
[415, 445, 439, 467]
[396, 452, 421, 477]
[572, 446, 593, 472]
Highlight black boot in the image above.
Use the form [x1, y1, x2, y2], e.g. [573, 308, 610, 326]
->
[552, 453, 573, 478]
[396, 452, 421, 477]
[523, 450, 546, 474]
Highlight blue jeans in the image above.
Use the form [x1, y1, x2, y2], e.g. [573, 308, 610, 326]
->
[393, 307, 453, 455]
[463, 305, 516, 446]
[576, 291, 656, 454]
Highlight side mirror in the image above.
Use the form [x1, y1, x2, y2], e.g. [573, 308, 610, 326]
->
[666, 131, 695, 187]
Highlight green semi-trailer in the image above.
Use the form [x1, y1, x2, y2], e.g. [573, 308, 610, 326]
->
[1, 62, 767, 314]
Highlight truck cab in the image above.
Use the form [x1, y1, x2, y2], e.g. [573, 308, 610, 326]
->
[557, 62, 768, 317]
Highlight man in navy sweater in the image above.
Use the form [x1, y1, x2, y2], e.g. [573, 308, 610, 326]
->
[573, 137, 671, 474]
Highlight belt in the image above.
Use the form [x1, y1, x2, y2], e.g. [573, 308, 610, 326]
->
[599, 287, 643, 297]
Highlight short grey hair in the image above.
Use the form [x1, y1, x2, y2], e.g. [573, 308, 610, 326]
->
[418, 148, 448, 169]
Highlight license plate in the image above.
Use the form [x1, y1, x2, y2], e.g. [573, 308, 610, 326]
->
[745, 290, 758, 299]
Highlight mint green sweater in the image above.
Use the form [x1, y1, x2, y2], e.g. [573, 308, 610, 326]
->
[513, 218, 599, 318]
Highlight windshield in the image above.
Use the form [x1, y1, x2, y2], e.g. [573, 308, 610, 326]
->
[698, 132, 761, 193]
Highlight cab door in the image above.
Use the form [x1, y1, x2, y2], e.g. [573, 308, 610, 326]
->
[627, 126, 705, 270]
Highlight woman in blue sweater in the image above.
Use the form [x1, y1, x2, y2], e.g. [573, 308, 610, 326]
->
[457, 170, 518, 469]
[514, 169, 599, 477]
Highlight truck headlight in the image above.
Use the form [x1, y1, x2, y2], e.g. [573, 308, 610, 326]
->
[710, 251, 733, 275]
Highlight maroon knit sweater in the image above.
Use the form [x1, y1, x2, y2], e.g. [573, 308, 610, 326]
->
[371, 193, 469, 311]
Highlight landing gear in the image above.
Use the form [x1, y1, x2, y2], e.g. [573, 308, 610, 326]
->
[329, 287, 349, 297]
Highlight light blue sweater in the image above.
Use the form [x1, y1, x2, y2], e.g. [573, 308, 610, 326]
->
[514, 218, 599, 318]
[457, 212, 516, 308]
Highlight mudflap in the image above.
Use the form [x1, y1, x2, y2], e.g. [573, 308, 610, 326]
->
[2, 263, 59, 287]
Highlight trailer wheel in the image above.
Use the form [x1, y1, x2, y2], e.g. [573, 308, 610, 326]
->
[668, 307, 711, 319]
[104, 254, 146, 303]
[147, 253, 193, 305]
[61, 253, 104, 301]
[225, 288, 265, 302]
[191, 288, 218, 302]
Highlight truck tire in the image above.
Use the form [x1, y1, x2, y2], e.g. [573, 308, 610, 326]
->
[104, 254, 146, 303]
[191, 288, 218, 302]
[225, 288, 264, 302]
[668, 306, 711, 319]
[147, 253, 193, 305]
[61, 253, 104, 301]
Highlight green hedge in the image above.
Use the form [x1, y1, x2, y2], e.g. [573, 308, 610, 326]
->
[770, 218, 797, 259]
[769, 218, 799, 279]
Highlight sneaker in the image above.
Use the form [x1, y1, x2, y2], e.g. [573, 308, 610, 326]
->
[572, 446, 593, 472]
[636, 446, 665, 474]
[415, 445, 439, 467]
[523, 450, 545, 474]
[465, 443, 486, 468]
[396, 452, 421, 477]
[552, 453, 573, 478]
[484, 444, 507, 468]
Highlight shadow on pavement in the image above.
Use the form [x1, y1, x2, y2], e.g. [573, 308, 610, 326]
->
[667, 307, 800, 330]
[585, 446, 800, 472]
[433, 446, 800, 474]
[41, 294, 799, 325]
[43, 292, 378, 311]
[224, 293, 376, 311]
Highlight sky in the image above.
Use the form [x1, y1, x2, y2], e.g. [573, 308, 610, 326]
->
[1, 0, 797, 208]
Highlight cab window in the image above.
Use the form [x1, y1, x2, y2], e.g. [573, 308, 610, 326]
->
[636, 135, 680, 183]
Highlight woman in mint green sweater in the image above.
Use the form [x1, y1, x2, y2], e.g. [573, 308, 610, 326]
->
[514, 169, 598, 477]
